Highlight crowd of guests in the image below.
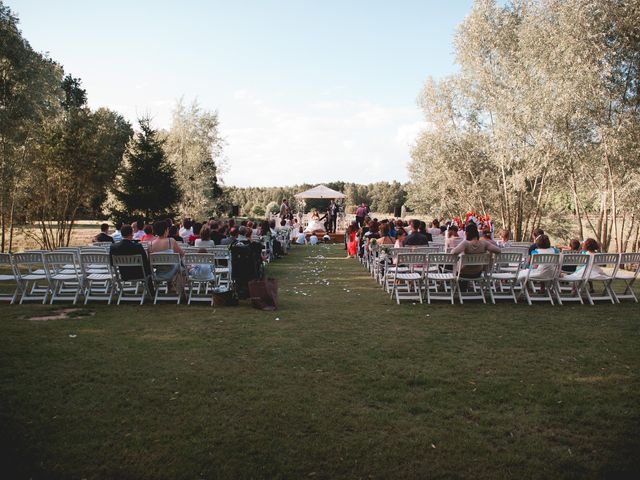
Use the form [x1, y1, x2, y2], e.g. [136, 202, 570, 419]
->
[346, 216, 607, 280]
[93, 216, 298, 298]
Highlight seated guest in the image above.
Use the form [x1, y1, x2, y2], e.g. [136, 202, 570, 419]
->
[482, 227, 497, 246]
[140, 224, 155, 242]
[419, 221, 433, 243]
[110, 225, 154, 295]
[221, 227, 239, 245]
[529, 228, 544, 254]
[451, 223, 501, 277]
[94, 223, 114, 243]
[394, 228, 407, 248]
[210, 224, 224, 245]
[133, 220, 145, 241]
[378, 223, 395, 245]
[428, 219, 441, 237]
[309, 234, 319, 245]
[179, 218, 194, 241]
[520, 234, 559, 281]
[497, 229, 511, 248]
[150, 220, 185, 291]
[405, 219, 429, 246]
[195, 226, 215, 248]
[168, 225, 183, 243]
[445, 225, 461, 253]
[561, 239, 583, 273]
[112, 221, 123, 242]
[295, 227, 306, 245]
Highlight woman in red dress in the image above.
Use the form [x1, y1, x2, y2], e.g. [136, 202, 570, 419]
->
[346, 222, 358, 258]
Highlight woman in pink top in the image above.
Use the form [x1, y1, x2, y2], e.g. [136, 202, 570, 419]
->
[451, 223, 501, 277]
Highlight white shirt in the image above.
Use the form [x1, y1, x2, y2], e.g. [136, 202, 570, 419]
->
[133, 230, 144, 241]
[194, 239, 215, 248]
[179, 227, 193, 239]
[309, 235, 318, 245]
[112, 230, 122, 242]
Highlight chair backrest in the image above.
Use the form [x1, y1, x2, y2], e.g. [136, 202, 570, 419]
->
[150, 252, 181, 267]
[184, 253, 217, 269]
[501, 246, 530, 256]
[427, 253, 459, 268]
[591, 253, 619, 267]
[511, 242, 532, 247]
[619, 252, 640, 276]
[528, 253, 560, 280]
[13, 251, 45, 275]
[560, 253, 590, 268]
[93, 242, 113, 247]
[0, 252, 12, 267]
[396, 253, 428, 267]
[80, 252, 111, 271]
[494, 252, 524, 266]
[112, 254, 146, 281]
[459, 253, 491, 266]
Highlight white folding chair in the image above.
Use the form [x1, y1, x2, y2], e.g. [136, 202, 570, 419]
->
[43, 252, 83, 304]
[424, 253, 459, 304]
[456, 253, 491, 304]
[184, 253, 217, 305]
[585, 253, 619, 305]
[486, 252, 524, 304]
[80, 252, 116, 304]
[92, 241, 114, 248]
[13, 251, 49, 304]
[0, 253, 20, 304]
[391, 253, 427, 304]
[555, 254, 590, 305]
[213, 248, 232, 289]
[112, 254, 151, 305]
[517, 254, 560, 305]
[613, 252, 640, 303]
[150, 253, 183, 304]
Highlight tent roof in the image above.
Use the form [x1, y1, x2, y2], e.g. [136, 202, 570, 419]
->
[294, 184, 346, 199]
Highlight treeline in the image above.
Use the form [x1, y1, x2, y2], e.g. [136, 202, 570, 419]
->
[408, 0, 640, 251]
[0, 3, 224, 251]
[226, 181, 408, 216]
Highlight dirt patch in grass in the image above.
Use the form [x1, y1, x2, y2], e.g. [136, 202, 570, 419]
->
[26, 308, 95, 321]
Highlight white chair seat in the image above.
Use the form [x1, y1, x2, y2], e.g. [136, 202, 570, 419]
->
[615, 270, 635, 279]
[22, 274, 46, 281]
[0, 274, 15, 281]
[427, 272, 456, 280]
[86, 273, 113, 281]
[396, 273, 421, 281]
[491, 272, 517, 280]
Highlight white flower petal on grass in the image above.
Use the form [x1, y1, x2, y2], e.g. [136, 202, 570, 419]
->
[68, 334, 77, 338]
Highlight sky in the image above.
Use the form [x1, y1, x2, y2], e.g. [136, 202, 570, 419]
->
[10, 0, 474, 187]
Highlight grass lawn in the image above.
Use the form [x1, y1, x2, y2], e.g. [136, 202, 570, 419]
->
[0, 244, 639, 479]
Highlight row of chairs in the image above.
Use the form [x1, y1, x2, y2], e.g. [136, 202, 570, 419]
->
[0, 248, 233, 306]
[359, 247, 639, 305]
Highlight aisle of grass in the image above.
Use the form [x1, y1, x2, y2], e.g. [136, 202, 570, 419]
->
[0, 244, 639, 479]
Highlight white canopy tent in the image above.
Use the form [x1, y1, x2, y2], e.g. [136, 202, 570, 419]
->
[294, 184, 346, 200]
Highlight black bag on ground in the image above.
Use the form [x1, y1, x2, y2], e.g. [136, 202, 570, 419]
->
[248, 278, 278, 311]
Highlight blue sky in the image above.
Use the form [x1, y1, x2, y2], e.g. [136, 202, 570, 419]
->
[11, 0, 474, 186]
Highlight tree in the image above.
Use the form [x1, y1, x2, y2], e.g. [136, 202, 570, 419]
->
[111, 118, 180, 220]
[23, 77, 132, 249]
[0, 2, 62, 251]
[164, 99, 224, 218]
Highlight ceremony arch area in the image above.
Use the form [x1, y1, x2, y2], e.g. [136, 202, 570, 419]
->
[293, 184, 347, 233]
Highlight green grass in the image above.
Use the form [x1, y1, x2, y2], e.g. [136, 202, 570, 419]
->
[1, 244, 639, 479]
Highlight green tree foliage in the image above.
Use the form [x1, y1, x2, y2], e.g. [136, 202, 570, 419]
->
[408, 0, 640, 249]
[111, 118, 180, 220]
[164, 99, 224, 218]
[23, 78, 132, 249]
[0, 2, 62, 250]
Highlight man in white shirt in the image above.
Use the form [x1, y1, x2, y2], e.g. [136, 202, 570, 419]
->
[112, 221, 123, 242]
[309, 234, 319, 245]
[179, 218, 193, 239]
[132, 220, 145, 241]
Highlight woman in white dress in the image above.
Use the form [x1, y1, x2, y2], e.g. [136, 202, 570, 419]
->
[304, 208, 326, 234]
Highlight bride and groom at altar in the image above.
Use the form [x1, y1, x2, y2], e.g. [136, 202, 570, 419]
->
[304, 200, 339, 234]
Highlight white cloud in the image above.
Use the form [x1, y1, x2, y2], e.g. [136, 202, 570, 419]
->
[222, 90, 421, 187]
